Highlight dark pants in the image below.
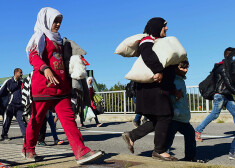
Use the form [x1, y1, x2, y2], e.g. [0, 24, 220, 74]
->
[38, 117, 47, 142]
[1, 105, 27, 138]
[167, 120, 196, 160]
[129, 114, 172, 154]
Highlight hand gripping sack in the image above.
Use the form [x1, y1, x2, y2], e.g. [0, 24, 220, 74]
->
[199, 71, 216, 100]
[125, 36, 187, 83]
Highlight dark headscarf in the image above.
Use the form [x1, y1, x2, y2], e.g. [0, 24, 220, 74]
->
[143, 17, 167, 38]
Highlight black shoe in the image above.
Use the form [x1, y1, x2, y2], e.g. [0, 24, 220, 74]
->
[152, 151, 178, 161]
[37, 141, 47, 146]
[1, 136, 10, 141]
[122, 132, 134, 153]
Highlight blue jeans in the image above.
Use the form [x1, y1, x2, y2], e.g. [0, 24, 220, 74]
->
[195, 94, 235, 133]
[230, 137, 235, 154]
[134, 114, 142, 123]
[132, 96, 147, 123]
[46, 111, 58, 141]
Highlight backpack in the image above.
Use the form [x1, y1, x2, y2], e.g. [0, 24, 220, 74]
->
[125, 81, 136, 99]
[223, 50, 235, 88]
[21, 71, 33, 116]
[199, 69, 216, 100]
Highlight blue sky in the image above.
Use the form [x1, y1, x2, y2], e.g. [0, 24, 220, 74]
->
[1, 0, 235, 89]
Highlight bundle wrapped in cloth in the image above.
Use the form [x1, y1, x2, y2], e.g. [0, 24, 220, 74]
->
[115, 34, 187, 83]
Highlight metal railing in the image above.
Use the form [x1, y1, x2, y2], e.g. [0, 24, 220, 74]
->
[97, 86, 228, 114]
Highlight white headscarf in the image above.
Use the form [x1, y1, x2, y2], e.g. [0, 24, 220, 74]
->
[87, 77, 93, 88]
[26, 7, 63, 58]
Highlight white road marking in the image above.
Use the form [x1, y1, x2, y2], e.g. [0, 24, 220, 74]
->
[8, 126, 235, 139]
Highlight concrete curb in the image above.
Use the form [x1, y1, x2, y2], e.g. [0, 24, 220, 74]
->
[97, 113, 234, 123]
[16, 154, 235, 168]
[0, 113, 233, 123]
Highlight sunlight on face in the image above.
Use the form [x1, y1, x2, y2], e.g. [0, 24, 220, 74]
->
[88, 78, 93, 85]
[51, 16, 62, 33]
[160, 26, 168, 37]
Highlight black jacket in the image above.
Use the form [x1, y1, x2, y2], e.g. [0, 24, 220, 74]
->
[135, 38, 175, 116]
[0, 77, 23, 109]
[214, 62, 235, 95]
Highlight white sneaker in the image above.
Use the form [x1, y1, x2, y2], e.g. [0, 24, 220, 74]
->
[76, 150, 103, 165]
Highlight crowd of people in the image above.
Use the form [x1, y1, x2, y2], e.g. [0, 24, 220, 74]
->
[0, 6, 235, 166]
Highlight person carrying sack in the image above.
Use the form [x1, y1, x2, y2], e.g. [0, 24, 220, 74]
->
[122, 17, 181, 161]
[23, 7, 103, 164]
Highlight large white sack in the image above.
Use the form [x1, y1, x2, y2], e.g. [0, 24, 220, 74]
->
[153, 36, 187, 68]
[125, 36, 187, 83]
[69, 55, 87, 80]
[125, 56, 155, 83]
[114, 34, 147, 57]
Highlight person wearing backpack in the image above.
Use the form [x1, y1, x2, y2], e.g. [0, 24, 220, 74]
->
[126, 81, 147, 127]
[195, 47, 235, 142]
[23, 7, 103, 164]
[0, 68, 27, 141]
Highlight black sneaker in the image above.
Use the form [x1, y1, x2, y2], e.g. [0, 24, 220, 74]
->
[76, 150, 103, 165]
[1, 136, 10, 141]
[37, 141, 47, 146]
[21, 151, 43, 162]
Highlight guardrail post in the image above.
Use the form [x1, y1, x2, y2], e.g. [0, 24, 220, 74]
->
[124, 91, 126, 115]
[206, 100, 210, 113]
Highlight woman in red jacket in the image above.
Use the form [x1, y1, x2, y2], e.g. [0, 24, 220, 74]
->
[23, 7, 102, 165]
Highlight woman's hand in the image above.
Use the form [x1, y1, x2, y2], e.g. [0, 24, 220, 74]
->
[153, 73, 163, 83]
[44, 68, 59, 85]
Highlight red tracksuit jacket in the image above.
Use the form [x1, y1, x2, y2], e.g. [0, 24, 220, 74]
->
[29, 36, 71, 100]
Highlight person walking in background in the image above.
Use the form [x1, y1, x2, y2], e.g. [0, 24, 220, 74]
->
[166, 60, 197, 162]
[23, 7, 103, 164]
[37, 110, 64, 146]
[132, 98, 148, 128]
[126, 81, 148, 128]
[195, 47, 235, 142]
[0, 68, 26, 141]
[122, 17, 181, 161]
[87, 77, 102, 127]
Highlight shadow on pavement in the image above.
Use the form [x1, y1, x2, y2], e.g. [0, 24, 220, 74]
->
[83, 133, 121, 142]
[196, 142, 231, 161]
[138, 150, 152, 157]
[224, 131, 235, 136]
[202, 135, 234, 141]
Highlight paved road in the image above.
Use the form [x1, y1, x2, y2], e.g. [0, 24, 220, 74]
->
[0, 119, 235, 167]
